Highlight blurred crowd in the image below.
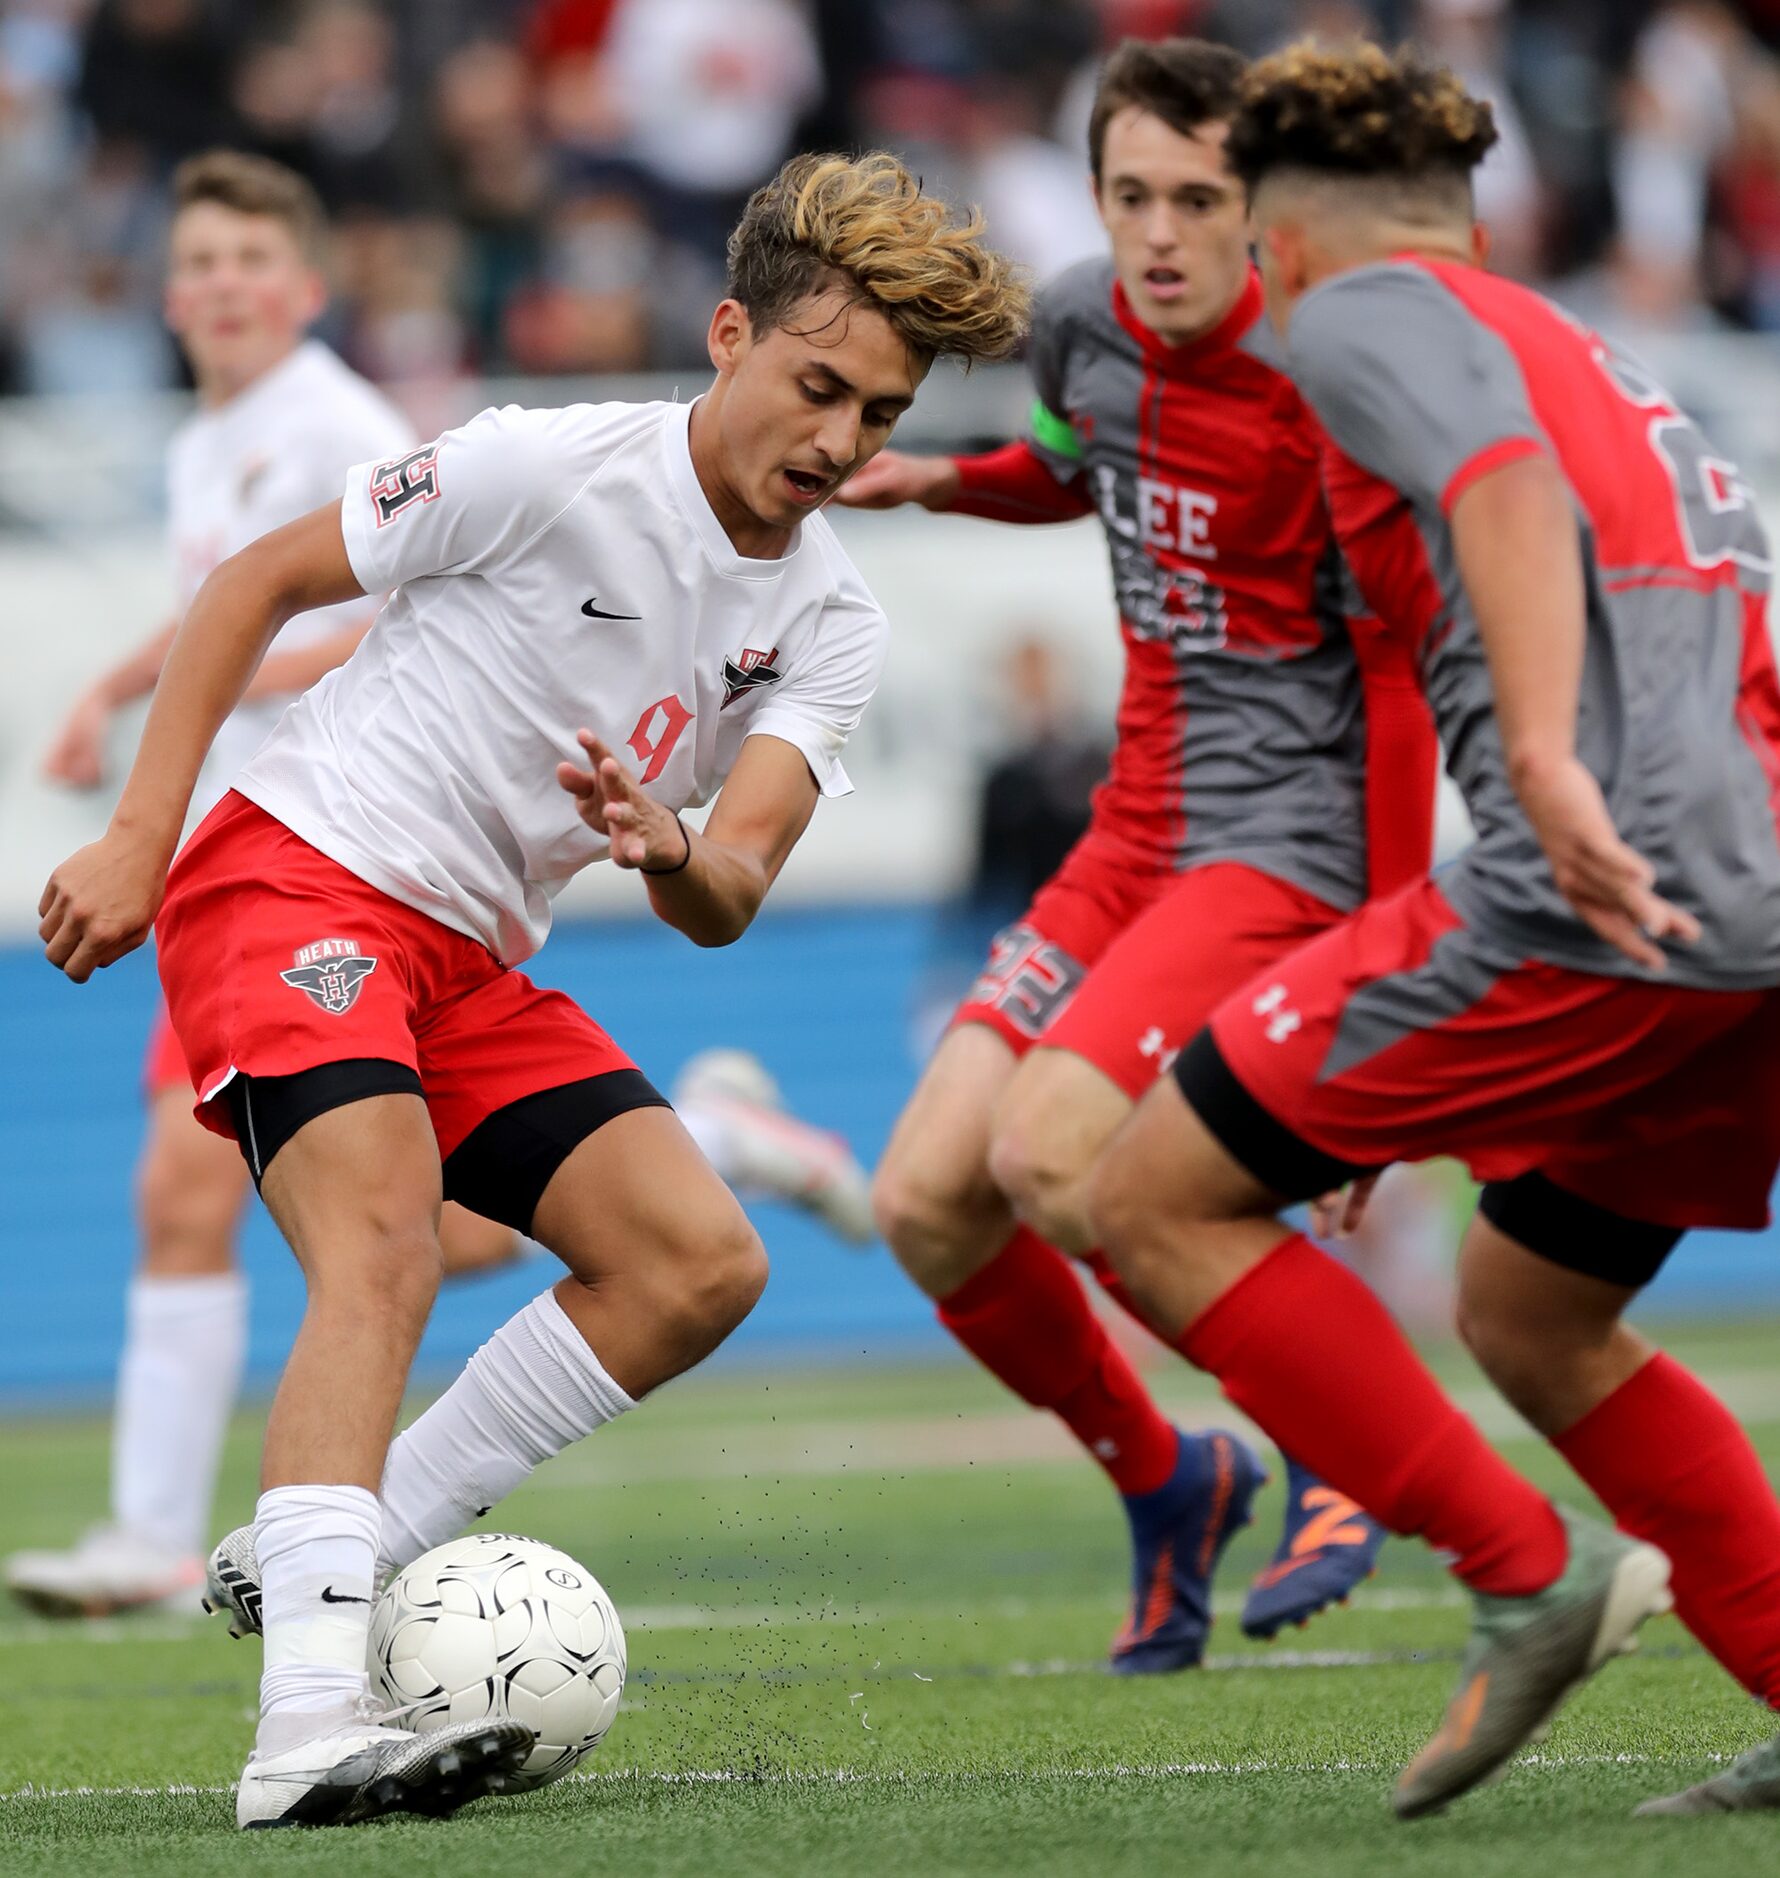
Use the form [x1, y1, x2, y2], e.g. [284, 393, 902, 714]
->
[3, 0, 1780, 396]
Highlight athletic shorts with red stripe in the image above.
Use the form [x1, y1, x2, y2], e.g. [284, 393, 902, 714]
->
[952, 830, 1346, 1098]
[1180, 876, 1780, 1281]
[156, 792, 652, 1189]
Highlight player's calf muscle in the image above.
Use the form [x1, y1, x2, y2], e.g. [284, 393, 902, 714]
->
[1090, 1085, 1284, 1334]
[135, 1105, 247, 1275]
[1454, 1222, 1651, 1435]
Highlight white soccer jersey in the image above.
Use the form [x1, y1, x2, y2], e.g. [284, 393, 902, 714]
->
[167, 338, 414, 817]
[233, 399, 890, 965]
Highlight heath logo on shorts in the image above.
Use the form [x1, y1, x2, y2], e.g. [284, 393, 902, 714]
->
[280, 937, 378, 1016]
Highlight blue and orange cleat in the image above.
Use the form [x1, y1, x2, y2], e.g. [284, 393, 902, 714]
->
[1110, 1427, 1266, 1675]
[1240, 1456, 1387, 1640]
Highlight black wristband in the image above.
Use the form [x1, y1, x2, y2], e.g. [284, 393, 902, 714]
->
[639, 812, 693, 876]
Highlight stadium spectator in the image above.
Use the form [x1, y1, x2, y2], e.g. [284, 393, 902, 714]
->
[7, 1, 1780, 389]
[76, 0, 232, 170]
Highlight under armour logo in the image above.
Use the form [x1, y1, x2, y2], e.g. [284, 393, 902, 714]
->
[1252, 983, 1302, 1044]
[1137, 1025, 1180, 1076]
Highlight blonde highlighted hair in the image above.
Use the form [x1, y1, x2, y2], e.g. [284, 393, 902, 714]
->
[727, 152, 1029, 366]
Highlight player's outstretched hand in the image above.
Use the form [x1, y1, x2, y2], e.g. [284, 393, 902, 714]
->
[833, 449, 960, 512]
[1519, 754, 1700, 971]
[557, 730, 688, 871]
[39, 834, 164, 982]
[1311, 1173, 1379, 1241]
[41, 693, 111, 790]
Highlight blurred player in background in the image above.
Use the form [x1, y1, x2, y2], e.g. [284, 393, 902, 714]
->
[6, 152, 521, 1623]
[1092, 41, 1780, 1818]
[844, 38, 1438, 1669]
[39, 151, 1025, 1829]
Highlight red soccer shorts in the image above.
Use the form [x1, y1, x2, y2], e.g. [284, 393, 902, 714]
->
[1197, 877, 1780, 1230]
[142, 996, 190, 1099]
[954, 831, 1346, 1099]
[155, 792, 636, 1162]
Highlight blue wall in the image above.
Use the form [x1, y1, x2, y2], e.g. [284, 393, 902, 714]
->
[4, 906, 1779, 1403]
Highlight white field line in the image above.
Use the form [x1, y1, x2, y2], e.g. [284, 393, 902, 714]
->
[0, 1584, 1468, 1648]
[525, 1366, 1780, 1488]
[0, 1750, 1730, 1805]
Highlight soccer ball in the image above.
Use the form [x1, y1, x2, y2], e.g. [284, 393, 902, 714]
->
[368, 1532, 626, 1790]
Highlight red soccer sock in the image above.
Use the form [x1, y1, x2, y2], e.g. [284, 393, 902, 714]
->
[938, 1227, 1178, 1496]
[1557, 1352, 1780, 1706]
[1180, 1235, 1566, 1595]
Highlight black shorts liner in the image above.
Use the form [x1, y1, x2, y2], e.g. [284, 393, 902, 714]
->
[223, 1058, 670, 1234]
[443, 1070, 671, 1233]
[1171, 1029, 1373, 1203]
[1477, 1171, 1684, 1290]
[223, 1058, 424, 1186]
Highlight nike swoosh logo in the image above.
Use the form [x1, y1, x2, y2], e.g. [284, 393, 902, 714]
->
[581, 598, 639, 620]
[320, 1584, 371, 1605]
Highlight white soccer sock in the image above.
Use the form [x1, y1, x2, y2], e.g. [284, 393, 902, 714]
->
[111, 1273, 249, 1557]
[376, 1290, 634, 1578]
[255, 1484, 379, 1755]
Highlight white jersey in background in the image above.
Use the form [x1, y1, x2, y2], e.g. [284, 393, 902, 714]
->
[234, 399, 891, 965]
[168, 337, 415, 819]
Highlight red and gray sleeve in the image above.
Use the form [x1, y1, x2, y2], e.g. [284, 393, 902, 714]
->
[1288, 265, 1548, 513]
[948, 275, 1094, 524]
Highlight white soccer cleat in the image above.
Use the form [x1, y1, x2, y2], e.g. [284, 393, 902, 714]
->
[203, 1523, 264, 1638]
[236, 1697, 535, 1829]
[672, 1048, 876, 1245]
[5, 1524, 204, 1619]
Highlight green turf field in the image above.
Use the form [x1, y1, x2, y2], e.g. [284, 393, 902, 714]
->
[5, 1320, 1780, 1877]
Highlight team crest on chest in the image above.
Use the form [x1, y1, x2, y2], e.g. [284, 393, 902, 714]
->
[720, 644, 784, 709]
[280, 937, 378, 1015]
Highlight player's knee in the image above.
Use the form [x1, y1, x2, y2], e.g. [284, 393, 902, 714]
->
[871, 1150, 984, 1284]
[986, 1118, 1092, 1251]
[663, 1214, 768, 1342]
[872, 1182, 998, 1298]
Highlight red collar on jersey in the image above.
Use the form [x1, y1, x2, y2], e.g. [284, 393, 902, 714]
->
[1111, 264, 1264, 374]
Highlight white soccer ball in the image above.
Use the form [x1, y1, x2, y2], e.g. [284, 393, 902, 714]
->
[368, 1532, 626, 1790]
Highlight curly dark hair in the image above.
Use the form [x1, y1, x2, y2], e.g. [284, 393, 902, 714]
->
[1226, 39, 1497, 190]
[1087, 38, 1247, 180]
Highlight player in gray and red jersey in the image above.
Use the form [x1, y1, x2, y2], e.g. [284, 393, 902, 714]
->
[1090, 40, 1780, 1818]
[845, 40, 1440, 1667]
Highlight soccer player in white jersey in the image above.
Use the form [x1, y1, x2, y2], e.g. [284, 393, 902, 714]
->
[39, 152, 1026, 1829]
[7, 152, 520, 1624]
